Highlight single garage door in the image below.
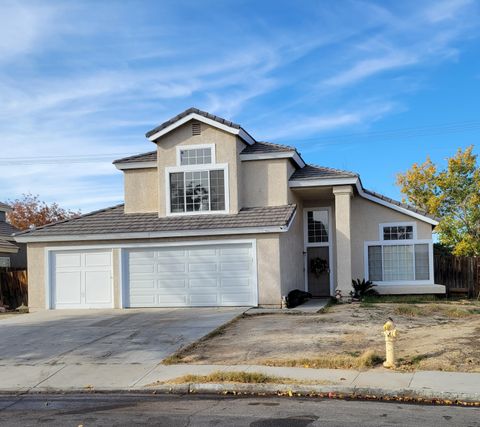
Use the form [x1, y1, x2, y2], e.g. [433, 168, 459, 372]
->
[125, 243, 256, 307]
[51, 250, 113, 309]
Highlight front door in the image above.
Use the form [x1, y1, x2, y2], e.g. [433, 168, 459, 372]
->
[307, 247, 330, 297]
[304, 208, 332, 297]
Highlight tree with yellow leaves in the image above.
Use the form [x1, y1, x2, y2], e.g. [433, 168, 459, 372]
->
[397, 146, 480, 256]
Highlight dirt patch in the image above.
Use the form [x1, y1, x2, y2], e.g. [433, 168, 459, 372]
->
[167, 302, 480, 372]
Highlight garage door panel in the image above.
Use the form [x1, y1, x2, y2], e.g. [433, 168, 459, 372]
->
[189, 262, 217, 272]
[221, 293, 252, 305]
[55, 253, 82, 269]
[85, 271, 112, 304]
[189, 294, 218, 305]
[221, 262, 251, 272]
[189, 278, 217, 288]
[158, 294, 188, 305]
[55, 271, 82, 305]
[85, 251, 110, 267]
[220, 277, 251, 288]
[126, 243, 256, 307]
[157, 279, 187, 289]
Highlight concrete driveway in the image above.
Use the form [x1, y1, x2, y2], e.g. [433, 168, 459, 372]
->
[0, 308, 245, 392]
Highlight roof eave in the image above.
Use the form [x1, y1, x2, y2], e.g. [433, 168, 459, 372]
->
[114, 161, 157, 170]
[240, 151, 305, 168]
[14, 225, 291, 243]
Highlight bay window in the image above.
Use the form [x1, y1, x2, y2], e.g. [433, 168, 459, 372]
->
[366, 222, 433, 284]
[167, 144, 228, 215]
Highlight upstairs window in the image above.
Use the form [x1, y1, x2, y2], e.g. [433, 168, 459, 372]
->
[179, 147, 212, 166]
[167, 144, 228, 215]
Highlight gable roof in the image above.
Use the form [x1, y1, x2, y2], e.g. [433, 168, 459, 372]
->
[14, 204, 297, 242]
[145, 107, 256, 145]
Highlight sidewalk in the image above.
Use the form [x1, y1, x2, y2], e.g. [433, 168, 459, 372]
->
[1, 362, 479, 403]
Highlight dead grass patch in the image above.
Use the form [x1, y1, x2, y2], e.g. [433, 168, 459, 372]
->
[153, 370, 333, 386]
[393, 304, 480, 318]
[262, 349, 383, 370]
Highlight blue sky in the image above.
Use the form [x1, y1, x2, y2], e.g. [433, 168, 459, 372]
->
[0, 0, 479, 212]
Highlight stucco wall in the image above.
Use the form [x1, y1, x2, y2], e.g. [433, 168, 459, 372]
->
[124, 168, 159, 213]
[26, 233, 282, 310]
[350, 196, 433, 281]
[156, 122, 246, 216]
[242, 159, 291, 207]
[279, 193, 304, 297]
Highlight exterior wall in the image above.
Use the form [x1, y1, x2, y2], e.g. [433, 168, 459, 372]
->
[350, 195, 433, 282]
[0, 243, 27, 268]
[242, 159, 291, 207]
[26, 233, 282, 311]
[124, 168, 159, 213]
[156, 122, 246, 216]
[279, 192, 304, 297]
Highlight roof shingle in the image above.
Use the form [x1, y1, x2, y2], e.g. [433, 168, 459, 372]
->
[240, 141, 296, 154]
[289, 164, 358, 180]
[113, 151, 157, 164]
[15, 204, 297, 238]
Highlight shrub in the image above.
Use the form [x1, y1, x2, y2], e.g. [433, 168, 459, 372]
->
[351, 278, 378, 299]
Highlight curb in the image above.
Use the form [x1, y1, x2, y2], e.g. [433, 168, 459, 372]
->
[185, 383, 480, 405]
[3, 383, 478, 406]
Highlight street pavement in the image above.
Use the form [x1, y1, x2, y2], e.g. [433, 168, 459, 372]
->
[0, 393, 478, 426]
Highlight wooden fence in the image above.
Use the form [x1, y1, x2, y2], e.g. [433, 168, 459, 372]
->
[0, 268, 28, 309]
[434, 255, 479, 298]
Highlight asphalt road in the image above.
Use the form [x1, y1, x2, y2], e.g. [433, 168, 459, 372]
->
[0, 394, 479, 426]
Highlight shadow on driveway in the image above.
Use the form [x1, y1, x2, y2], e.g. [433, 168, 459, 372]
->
[0, 308, 246, 367]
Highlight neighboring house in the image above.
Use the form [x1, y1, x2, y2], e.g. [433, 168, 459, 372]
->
[0, 202, 26, 268]
[15, 108, 445, 310]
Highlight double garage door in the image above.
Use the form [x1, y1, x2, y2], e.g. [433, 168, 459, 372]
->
[50, 242, 256, 308]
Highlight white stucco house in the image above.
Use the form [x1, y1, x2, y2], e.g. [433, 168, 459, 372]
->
[15, 108, 445, 310]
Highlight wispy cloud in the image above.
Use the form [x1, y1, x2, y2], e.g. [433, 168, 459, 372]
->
[0, 0, 478, 210]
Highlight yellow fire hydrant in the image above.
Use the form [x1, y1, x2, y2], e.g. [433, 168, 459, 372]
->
[383, 318, 398, 368]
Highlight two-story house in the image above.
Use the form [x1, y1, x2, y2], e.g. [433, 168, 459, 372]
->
[15, 108, 445, 310]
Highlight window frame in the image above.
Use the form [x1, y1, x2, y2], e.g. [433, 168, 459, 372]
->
[175, 144, 216, 167]
[364, 239, 434, 285]
[303, 207, 331, 248]
[165, 148, 229, 216]
[379, 221, 417, 241]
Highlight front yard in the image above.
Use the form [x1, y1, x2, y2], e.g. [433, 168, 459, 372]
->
[166, 300, 480, 372]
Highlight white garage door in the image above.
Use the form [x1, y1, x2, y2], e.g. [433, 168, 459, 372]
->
[51, 250, 113, 309]
[125, 243, 256, 307]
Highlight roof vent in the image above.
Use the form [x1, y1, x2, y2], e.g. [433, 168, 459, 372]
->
[192, 122, 201, 136]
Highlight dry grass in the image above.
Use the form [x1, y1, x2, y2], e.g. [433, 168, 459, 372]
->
[393, 304, 480, 318]
[153, 371, 333, 386]
[262, 350, 383, 370]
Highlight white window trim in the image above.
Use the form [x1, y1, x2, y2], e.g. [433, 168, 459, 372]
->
[175, 144, 216, 167]
[165, 163, 230, 216]
[364, 239, 434, 286]
[379, 221, 417, 241]
[304, 207, 331, 248]
[303, 207, 334, 296]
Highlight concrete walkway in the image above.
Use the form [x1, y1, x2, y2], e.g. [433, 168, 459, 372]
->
[1, 361, 479, 402]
